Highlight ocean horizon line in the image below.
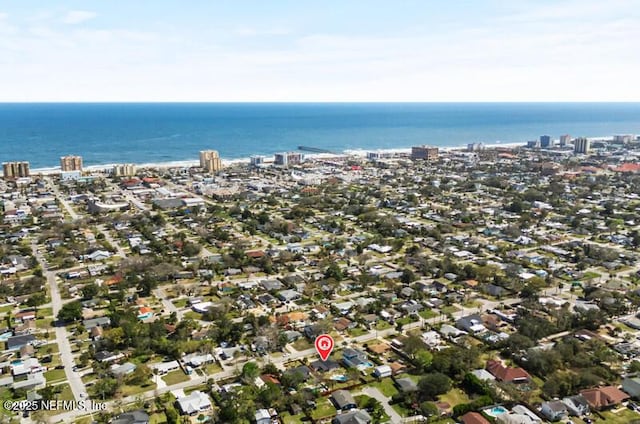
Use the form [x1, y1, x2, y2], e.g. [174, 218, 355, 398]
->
[2, 101, 640, 105]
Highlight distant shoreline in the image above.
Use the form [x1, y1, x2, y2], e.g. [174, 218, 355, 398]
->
[26, 142, 524, 175]
[19, 134, 624, 176]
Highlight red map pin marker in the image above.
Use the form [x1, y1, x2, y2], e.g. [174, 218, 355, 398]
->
[315, 334, 334, 361]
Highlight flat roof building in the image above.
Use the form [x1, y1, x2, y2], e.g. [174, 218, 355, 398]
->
[199, 150, 222, 173]
[574, 137, 590, 154]
[60, 155, 83, 172]
[113, 164, 137, 177]
[411, 145, 439, 161]
[2, 161, 30, 179]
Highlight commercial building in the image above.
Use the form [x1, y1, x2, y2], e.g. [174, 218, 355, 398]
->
[367, 151, 394, 160]
[574, 137, 590, 154]
[199, 150, 222, 173]
[411, 145, 439, 161]
[613, 134, 634, 144]
[274, 152, 304, 166]
[559, 134, 571, 147]
[540, 135, 552, 148]
[113, 164, 137, 177]
[467, 143, 485, 152]
[60, 155, 83, 172]
[2, 161, 30, 179]
[250, 155, 265, 167]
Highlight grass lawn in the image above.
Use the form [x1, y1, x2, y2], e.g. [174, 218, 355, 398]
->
[595, 408, 640, 423]
[280, 412, 306, 424]
[371, 378, 399, 397]
[121, 382, 157, 397]
[0, 305, 13, 314]
[149, 412, 167, 424]
[42, 343, 60, 354]
[291, 338, 312, 351]
[182, 311, 202, 321]
[204, 363, 223, 374]
[583, 271, 601, 280]
[397, 316, 417, 326]
[36, 318, 55, 329]
[184, 384, 208, 395]
[38, 307, 54, 317]
[440, 305, 462, 315]
[439, 388, 470, 407]
[310, 397, 336, 421]
[44, 368, 67, 383]
[172, 298, 187, 308]
[162, 370, 190, 385]
[57, 384, 74, 401]
[375, 321, 392, 330]
[81, 374, 97, 384]
[419, 309, 437, 320]
[74, 417, 93, 424]
[347, 327, 368, 337]
[392, 403, 411, 418]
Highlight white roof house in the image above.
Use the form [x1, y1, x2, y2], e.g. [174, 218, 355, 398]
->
[177, 390, 212, 415]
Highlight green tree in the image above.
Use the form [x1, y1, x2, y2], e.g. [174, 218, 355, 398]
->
[241, 361, 260, 384]
[27, 292, 47, 310]
[127, 364, 152, 385]
[57, 300, 83, 322]
[418, 373, 451, 400]
[81, 283, 99, 299]
[94, 377, 118, 400]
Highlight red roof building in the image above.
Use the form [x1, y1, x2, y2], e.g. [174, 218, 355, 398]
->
[460, 412, 491, 424]
[580, 386, 629, 410]
[486, 359, 531, 383]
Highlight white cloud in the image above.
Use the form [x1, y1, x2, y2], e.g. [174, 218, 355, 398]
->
[62, 10, 97, 25]
[0, 1, 639, 101]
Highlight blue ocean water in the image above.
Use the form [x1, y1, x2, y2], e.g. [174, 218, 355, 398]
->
[0, 103, 639, 169]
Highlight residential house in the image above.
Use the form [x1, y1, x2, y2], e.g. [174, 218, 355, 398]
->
[111, 362, 137, 378]
[151, 360, 180, 375]
[331, 410, 372, 424]
[277, 289, 301, 302]
[331, 390, 357, 411]
[94, 351, 124, 363]
[111, 410, 150, 424]
[255, 409, 271, 424]
[456, 314, 487, 334]
[342, 348, 369, 369]
[310, 359, 340, 373]
[486, 360, 531, 384]
[177, 390, 212, 415]
[334, 317, 356, 332]
[395, 377, 418, 393]
[372, 365, 392, 378]
[6, 334, 35, 350]
[561, 395, 590, 417]
[84, 316, 111, 330]
[82, 250, 112, 261]
[580, 386, 629, 410]
[623, 377, 640, 399]
[460, 412, 491, 424]
[283, 365, 311, 383]
[541, 401, 568, 421]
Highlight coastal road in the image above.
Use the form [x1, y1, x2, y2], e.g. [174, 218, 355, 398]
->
[152, 288, 184, 321]
[97, 224, 127, 258]
[47, 177, 80, 220]
[31, 241, 88, 404]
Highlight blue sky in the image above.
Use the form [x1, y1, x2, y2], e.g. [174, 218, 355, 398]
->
[1, 1, 639, 101]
